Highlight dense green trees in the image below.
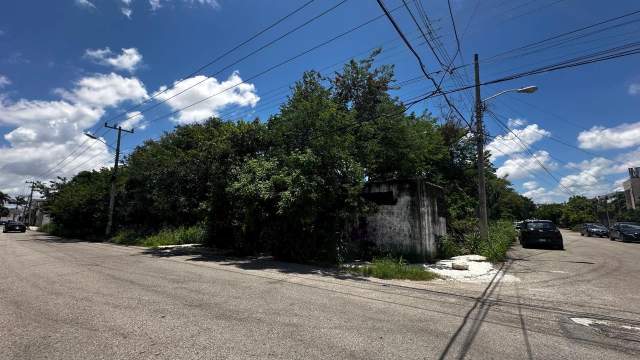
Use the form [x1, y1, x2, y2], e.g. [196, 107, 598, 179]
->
[39, 54, 534, 261]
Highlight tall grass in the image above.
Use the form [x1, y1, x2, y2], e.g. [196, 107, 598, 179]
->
[347, 257, 438, 281]
[111, 225, 206, 247]
[141, 226, 206, 247]
[438, 220, 517, 262]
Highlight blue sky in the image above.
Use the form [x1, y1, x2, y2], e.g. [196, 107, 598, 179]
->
[1, 0, 640, 202]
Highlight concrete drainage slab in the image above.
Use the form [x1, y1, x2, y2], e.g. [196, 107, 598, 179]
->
[425, 255, 520, 283]
[567, 316, 640, 344]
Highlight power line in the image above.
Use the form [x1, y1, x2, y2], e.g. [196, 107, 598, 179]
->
[112, 0, 350, 127]
[486, 109, 574, 196]
[484, 7, 640, 62]
[139, 3, 404, 127]
[416, 40, 640, 101]
[375, 0, 470, 128]
[102, 0, 318, 127]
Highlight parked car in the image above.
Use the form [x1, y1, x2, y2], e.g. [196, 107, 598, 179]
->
[519, 220, 564, 250]
[0, 220, 6, 226]
[3, 220, 26, 233]
[609, 222, 640, 242]
[580, 223, 609, 237]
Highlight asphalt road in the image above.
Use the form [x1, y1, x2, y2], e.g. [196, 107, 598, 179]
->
[1, 230, 640, 359]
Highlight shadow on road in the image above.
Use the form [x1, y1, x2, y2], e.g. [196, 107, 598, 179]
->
[437, 261, 511, 360]
[140, 245, 369, 281]
[19, 233, 89, 243]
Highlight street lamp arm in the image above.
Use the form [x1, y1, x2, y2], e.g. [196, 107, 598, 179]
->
[482, 86, 538, 103]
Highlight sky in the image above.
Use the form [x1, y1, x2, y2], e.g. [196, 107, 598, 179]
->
[1, 0, 640, 203]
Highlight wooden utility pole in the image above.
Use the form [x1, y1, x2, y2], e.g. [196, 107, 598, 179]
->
[104, 123, 133, 236]
[474, 54, 489, 242]
[23, 180, 36, 225]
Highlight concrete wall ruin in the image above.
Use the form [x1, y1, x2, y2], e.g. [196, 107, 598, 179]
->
[358, 178, 446, 261]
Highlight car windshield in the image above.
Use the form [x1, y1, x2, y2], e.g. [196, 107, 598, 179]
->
[527, 222, 556, 230]
[620, 224, 640, 231]
[589, 225, 606, 230]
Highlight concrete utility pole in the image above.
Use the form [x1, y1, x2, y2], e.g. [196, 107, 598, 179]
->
[474, 54, 489, 242]
[103, 123, 133, 236]
[23, 180, 36, 226]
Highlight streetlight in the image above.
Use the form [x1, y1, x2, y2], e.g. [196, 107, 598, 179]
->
[474, 53, 538, 242]
[482, 86, 538, 103]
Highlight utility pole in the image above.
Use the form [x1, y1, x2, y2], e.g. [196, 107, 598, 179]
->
[23, 180, 36, 225]
[103, 123, 133, 236]
[474, 54, 489, 242]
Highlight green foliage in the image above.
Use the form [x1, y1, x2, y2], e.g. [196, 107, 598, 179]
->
[534, 203, 565, 225]
[438, 220, 516, 262]
[38, 51, 535, 263]
[561, 196, 596, 226]
[111, 226, 206, 247]
[38, 222, 60, 235]
[43, 169, 113, 238]
[111, 228, 144, 245]
[438, 234, 463, 259]
[347, 257, 438, 281]
[141, 226, 206, 247]
[484, 220, 518, 262]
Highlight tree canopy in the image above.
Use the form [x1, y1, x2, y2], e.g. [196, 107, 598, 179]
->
[38, 53, 535, 261]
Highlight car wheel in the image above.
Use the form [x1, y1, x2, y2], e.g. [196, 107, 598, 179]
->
[556, 244, 564, 250]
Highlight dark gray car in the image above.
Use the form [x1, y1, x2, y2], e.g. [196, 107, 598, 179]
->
[609, 222, 640, 242]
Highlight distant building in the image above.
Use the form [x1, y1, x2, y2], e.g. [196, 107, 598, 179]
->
[623, 167, 640, 210]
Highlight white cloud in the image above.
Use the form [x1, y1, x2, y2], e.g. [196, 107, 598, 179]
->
[629, 83, 640, 95]
[522, 181, 538, 191]
[75, 0, 96, 9]
[154, 71, 259, 124]
[0, 75, 10, 88]
[56, 72, 147, 108]
[0, 72, 148, 194]
[577, 122, 640, 150]
[119, 111, 147, 131]
[487, 124, 550, 159]
[186, 0, 220, 8]
[496, 150, 556, 180]
[149, 0, 162, 10]
[85, 47, 143, 73]
[557, 148, 640, 196]
[120, 0, 133, 18]
[121, 7, 133, 18]
[507, 118, 528, 128]
[522, 186, 567, 204]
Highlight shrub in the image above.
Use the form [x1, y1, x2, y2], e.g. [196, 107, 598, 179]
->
[438, 234, 463, 259]
[438, 220, 516, 263]
[347, 257, 438, 281]
[483, 220, 517, 262]
[111, 229, 144, 245]
[141, 225, 206, 248]
[38, 222, 59, 235]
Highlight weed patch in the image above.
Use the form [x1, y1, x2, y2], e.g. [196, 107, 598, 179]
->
[346, 257, 438, 281]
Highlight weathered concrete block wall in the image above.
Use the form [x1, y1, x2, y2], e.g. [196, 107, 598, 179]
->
[361, 179, 446, 260]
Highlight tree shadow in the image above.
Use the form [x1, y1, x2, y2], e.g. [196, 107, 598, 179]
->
[19, 232, 90, 243]
[140, 245, 369, 281]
